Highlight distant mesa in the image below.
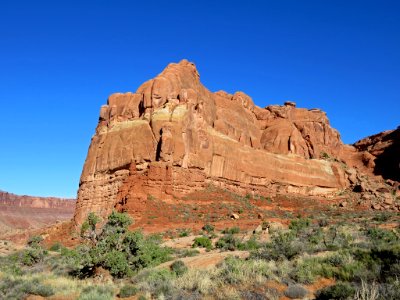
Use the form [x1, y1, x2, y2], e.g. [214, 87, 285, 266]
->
[0, 190, 75, 238]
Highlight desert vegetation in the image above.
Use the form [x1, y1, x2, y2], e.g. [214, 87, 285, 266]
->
[1, 208, 400, 299]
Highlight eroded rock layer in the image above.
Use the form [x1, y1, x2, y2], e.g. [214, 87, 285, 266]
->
[0, 191, 75, 237]
[73, 60, 355, 225]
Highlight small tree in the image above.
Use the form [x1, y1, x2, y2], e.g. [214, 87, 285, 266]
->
[70, 211, 171, 278]
[80, 212, 100, 243]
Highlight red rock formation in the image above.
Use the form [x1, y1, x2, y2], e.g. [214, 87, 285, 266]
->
[0, 190, 75, 237]
[74, 60, 353, 225]
[354, 128, 400, 182]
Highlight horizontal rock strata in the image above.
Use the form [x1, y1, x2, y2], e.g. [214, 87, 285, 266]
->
[74, 60, 353, 224]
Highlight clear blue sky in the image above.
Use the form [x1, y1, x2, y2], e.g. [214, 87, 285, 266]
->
[0, 1, 399, 198]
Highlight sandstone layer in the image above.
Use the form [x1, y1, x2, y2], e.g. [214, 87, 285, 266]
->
[354, 128, 400, 182]
[74, 60, 357, 225]
[0, 190, 75, 237]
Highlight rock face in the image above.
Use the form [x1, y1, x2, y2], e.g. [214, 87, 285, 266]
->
[353, 128, 400, 182]
[74, 60, 353, 225]
[0, 191, 75, 237]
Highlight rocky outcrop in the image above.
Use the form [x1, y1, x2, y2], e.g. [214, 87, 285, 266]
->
[73, 60, 353, 225]
[353, 128, 400, 182]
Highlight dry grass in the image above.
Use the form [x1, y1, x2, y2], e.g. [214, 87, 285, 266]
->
[354, 280, 379, 300]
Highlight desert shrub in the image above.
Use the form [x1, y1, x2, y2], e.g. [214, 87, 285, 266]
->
[49, 241, 63, 252]
[241, 290, 270, 300]
[70, 211, 171, 278]
[128, 233, 172, 270]
[284, 284, 308, 299]
[325, 251, 352, 267]
[334, 260, 370, 282]
[192, 236, 212, 250]
[170, 260, 188, 276]
[135, 269, 175, 298]
[258, 231, 302, 260]
[21, 247, 46, 266]
[372, 213, 390, 222]
[80, 212, 100, 239]
[378, 280, 400, 300]
[103, 250, 132, 277]
[20, 235, 47, 266]
[366, 228, 399, 245]
[291, 257, 322, 284]
[119, 284, 138, 298]
[240, 236, 261, 250]
[222, 227, 240, 234]
[29, 281, 55, 297]
[289, 217, 311, 233]
[27, 235, 43, 247]
[175, 248, 200, 258]
[322, 225, 354, 250]
[78, 285, 114, 300]
[318, 218, 329, 227]
[0, 277, 54, 299]
[178, 228, 191, 237]
[0, 254, 24, 276]
[219, 256, 272, 285]
[354, 281, 379, 300]
[202, 224, 215, 233]
[316, 282, 355, 300]
[351, 245, 400, 282]
[320, 152, 330, 159]
[216, 234, 241, 251]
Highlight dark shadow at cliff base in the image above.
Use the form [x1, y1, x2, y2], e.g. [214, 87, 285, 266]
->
[374, 128, 400, 182]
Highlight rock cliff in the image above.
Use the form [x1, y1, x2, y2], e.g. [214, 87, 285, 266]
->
[354, 128, 400, 182]
[73, 60, 357, 225]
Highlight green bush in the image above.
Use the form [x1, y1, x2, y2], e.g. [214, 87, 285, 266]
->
[49, 241, 63, 252]
[170, 260, 188, 276]
[104, 250, 132, 277]
[239, 236, 261, 251]
[69, 211, 171, 278]
[80, 212, 100, 238]
[366, 227, 399, 245]
[0, 277, 54, 299]
[21, 247, 46, 266]
[284, 284, 308, 299]
[178, 228, 191, 237]
[291, 258, 322, 284]
[192, 236, 212, 250]
[222, 227, 240, 234]
[202, 224, 215, 233]
[27, 235, 43, 248]
[119, 284, 138, 298]
[372, 213, 390, 222]
[78, 285, 114, 300]
[316, 282, 355, 300]
[216, 234, 260, 251]
[216, 234, 241, 251]
[134, 269, 175, 298]
[263, 231, 301, 260]
[289, 217, 310, 233]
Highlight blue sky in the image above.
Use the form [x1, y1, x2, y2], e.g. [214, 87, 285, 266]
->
[0, 1, 399, 197]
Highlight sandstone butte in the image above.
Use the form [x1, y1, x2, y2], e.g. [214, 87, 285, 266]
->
[73, 59, 400, 226]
